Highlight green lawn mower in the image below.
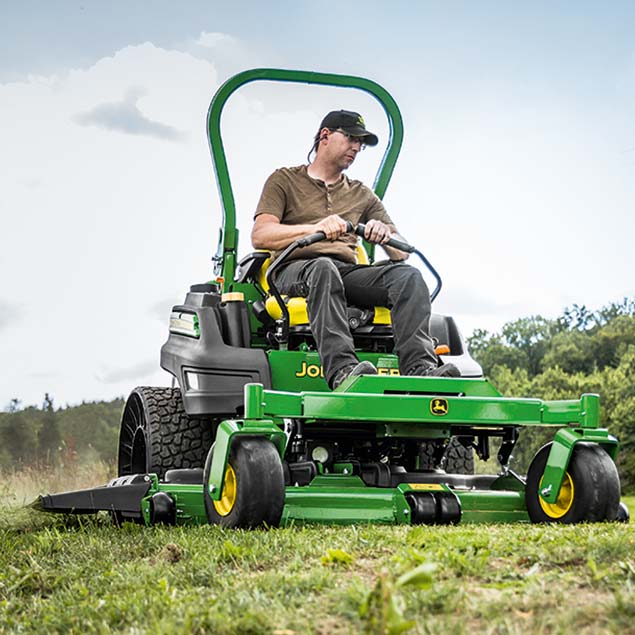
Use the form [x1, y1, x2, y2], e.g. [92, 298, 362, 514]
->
[36, 69, 628, 528]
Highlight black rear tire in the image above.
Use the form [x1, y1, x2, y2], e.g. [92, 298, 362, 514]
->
[526, 442, 620, 524]
[118, 386, 215, 478]
[203, 438, 285, 529]
[419, 438, 474, 474]
[443, 437, 475, 474]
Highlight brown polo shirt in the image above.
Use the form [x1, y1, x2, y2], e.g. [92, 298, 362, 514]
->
[254, 165, 396, 263]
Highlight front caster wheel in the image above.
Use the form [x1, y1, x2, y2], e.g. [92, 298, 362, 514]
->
[526, 442, 620, 524]
[203, 438, 285, 529]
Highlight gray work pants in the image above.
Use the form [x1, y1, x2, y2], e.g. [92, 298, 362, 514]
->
[274, 257, 438, 386]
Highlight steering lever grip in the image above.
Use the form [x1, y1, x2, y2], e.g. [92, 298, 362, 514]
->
[296, 221, 354, 248]
[355, 222, 415, 253]
[296, 231, 326, 247]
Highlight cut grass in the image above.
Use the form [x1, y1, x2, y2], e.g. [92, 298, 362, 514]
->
[1, 500, 633, 635]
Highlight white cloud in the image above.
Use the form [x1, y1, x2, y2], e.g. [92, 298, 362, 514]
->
[187, 31, 264, 76]
[196, 32, 238, 49]
[0, 300, 21, 332]
[0, 42, 225, 406]
[95, 359, 159, 384]
[74, 87, 185, 141]
[1, 37, 384, 406]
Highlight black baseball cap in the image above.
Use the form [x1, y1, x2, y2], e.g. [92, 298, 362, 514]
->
[319, 110, 379, 146]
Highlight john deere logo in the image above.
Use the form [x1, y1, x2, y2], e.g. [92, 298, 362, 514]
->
[295, 362, 325, 378]
[357, 115, 365, 126]
[430, 398, 448, 416]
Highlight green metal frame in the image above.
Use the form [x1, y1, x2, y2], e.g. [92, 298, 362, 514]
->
[206, 68, 404, 286]
[205, 378, 618, 508]
[119, 376, 620, 527]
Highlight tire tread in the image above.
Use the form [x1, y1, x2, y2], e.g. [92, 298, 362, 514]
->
[118, 386, 215, 477]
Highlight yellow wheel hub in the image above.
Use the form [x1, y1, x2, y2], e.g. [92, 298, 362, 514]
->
[539, 471, 574, 519]
[213, 463, 237, 516]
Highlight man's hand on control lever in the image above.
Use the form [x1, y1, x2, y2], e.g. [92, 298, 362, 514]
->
[314, 214, 349, 240]
[362, 219, 393, 245]
[361, 219, 409, 261]
[309, 216, 408, 261]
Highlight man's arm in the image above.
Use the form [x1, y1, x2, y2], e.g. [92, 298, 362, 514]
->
[252, 213, 349, 251]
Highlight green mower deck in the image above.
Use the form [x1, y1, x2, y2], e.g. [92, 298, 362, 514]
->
[36, 375, 626, 527]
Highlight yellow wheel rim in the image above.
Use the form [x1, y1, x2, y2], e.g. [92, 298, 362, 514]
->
[213, 463, 237, 516]
[539, 471, 575, 519]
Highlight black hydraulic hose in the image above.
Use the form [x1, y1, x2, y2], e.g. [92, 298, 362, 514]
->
[354, 223, 442, 301]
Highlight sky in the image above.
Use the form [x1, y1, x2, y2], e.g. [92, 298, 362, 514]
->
[1, 1, 634, 408]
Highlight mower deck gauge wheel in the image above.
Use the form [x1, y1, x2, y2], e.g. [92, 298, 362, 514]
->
[203, 438, 285, 528]
[526, 442, 620, 524]
[214, 463, 237, 516]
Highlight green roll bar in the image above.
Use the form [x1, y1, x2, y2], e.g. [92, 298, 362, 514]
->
[206, 68, 404, 284]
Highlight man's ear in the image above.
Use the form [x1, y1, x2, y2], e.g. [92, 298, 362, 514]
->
[319, 127, 330, 142]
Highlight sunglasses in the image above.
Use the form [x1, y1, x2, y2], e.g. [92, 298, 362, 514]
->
[330, 129, 367, 149]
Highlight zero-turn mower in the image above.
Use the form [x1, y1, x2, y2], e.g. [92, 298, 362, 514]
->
[35, 69, 628, 528]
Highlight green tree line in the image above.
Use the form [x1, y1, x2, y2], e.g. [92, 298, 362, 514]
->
[468, 298, 635, 490]
[0, 395, 123, 470]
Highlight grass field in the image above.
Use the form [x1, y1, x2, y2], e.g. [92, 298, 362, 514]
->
[1, 478, 634, 635]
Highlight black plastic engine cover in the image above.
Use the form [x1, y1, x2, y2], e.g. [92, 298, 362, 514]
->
[160, 288, 272, 417]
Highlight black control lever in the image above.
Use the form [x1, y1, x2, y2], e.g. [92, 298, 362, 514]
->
[354, 222, 415, 253]
[297, 221, 354, 248]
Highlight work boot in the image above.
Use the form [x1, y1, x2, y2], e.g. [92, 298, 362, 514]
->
[332, 361, 378, 389]
[408, 363, 460, 378]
